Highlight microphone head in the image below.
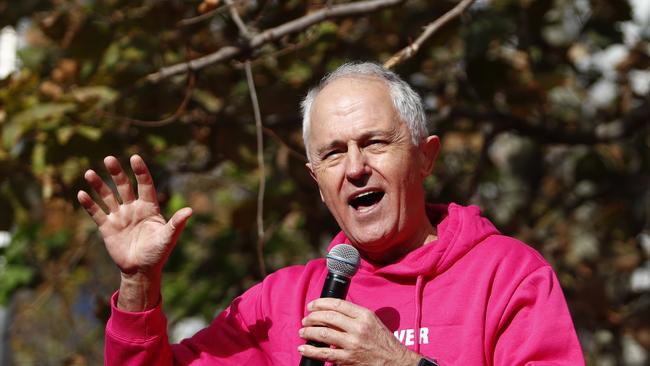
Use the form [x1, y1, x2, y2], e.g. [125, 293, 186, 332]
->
[326, 244, 360, 278]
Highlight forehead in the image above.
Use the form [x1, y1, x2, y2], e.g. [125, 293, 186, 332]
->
[313, 75, 392, 112]
[308, 76, 401, 140]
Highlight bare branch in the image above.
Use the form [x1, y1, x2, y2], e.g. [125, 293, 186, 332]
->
[177, 4, 229, 27]
[249, 0, 403, 46]
[231, 26, 320, 69]
[225, 0, 252, 39]
[384, 0, 476, 69]
[469, 123, 499, 200]
[101, 72, 196, 127]
[451, 101, 650, 145]
[245, 60, 267, 277]
[147, 0, 405, 83]
[262, 126, 307, 162]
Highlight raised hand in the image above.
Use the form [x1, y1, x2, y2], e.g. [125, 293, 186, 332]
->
[77, 155, 192, 310]
[298, 298, 421, 366]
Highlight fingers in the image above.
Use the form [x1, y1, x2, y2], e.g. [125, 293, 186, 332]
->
[77, 190, 107, 226]
[130, 154, 158, 203]
[300, 300, 405, 365]
[104, 156, 136, 204]
[80, 154, 162, 214]
[302, 299, 379, 346]
[302, 310, 349, 331]
[84, 169, 120, 212]
[297, 343, 348, 364]
[308, 298, 366, 319]
[299, 324, 348, 349]
[299, 304, 359, 349]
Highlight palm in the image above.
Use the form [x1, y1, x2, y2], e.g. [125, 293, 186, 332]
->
[78, 155, 192, 276]
[99, 200, 169, 273]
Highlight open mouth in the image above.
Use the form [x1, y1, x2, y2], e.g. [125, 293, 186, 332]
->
[349, 191, 385, 210]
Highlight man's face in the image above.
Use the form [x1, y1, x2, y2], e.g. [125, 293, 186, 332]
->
[306, 76, 439, 262]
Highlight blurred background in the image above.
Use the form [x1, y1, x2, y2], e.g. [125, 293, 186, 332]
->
[0, 0, 648, 365]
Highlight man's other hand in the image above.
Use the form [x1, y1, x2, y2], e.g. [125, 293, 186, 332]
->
[298, 298, 421, 366]
[77, 155, 192, 311]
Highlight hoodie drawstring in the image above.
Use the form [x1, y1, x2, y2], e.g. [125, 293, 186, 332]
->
[414, 274, 425, 354]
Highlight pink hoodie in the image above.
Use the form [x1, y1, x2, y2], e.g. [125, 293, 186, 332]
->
[105, 203, 584, 365]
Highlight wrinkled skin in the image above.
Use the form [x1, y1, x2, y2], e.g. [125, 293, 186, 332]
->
[306, 76, 440, 264]
[77, 155, 192, 310]
[303, 76, 440, 365]
[299, 298, 421, 366]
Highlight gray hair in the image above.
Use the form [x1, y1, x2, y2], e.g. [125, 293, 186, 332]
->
[301, 62, 427, 160]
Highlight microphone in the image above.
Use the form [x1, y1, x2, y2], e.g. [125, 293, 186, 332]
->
[300, 244, 361, 366]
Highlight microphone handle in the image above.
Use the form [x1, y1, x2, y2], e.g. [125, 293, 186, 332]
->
[299, 273, 351, 366]
[319, 272, 351, 299]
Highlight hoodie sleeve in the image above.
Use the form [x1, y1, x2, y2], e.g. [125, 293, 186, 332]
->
[105, 281, 270, 366]
[492, 266, 585, 366]
[105, 291, 173, 366]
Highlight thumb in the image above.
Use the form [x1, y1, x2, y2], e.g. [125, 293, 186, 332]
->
[168, 207, 193, 239]
[151, 207, 192, 273]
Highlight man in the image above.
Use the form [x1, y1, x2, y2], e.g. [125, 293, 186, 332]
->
[78, 62, 584, 365]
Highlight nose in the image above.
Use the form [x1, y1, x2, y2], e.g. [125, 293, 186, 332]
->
[345, 147, 370, 185]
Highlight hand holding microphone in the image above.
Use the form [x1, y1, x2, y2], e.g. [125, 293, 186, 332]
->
[298, 244, 420, 366]
[299, 244, 360, 366]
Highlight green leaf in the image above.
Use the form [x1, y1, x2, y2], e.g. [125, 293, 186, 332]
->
[10, 103, 76, 126]
[284, 62, 312, 84]
[123, 46, 145, 62]
[16, 47, 48, 71]
[193, 89, 223, 113]
[317, 21, 338, 36]
[71, 86, 118, 108]
[147, 134, 167, 152]
[56, 126, 75, 145]
[0, 264, 34, 305]
[76, 125, 102, 141]
[5, 103, 76, 149]
[166, 193, 187, 217]
[101, 42, 121, 69]
[60, 158, 83, 185]
[31, 142, 46, 175]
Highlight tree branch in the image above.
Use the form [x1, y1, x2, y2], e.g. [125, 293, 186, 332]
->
[262, 126, 307, 161]
[384, 0, 476, 69]
[147, 0, 405, 83]
[469, 123, 499, 200]
[245, 60, 267, 277]
[225, 0, 252, 39]
[101, 72, 196, 127]
[451, 101, 650, 145]
[177, 4, 229, 27]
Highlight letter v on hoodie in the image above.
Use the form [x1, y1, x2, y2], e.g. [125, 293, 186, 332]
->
[105, 203, 584, 365]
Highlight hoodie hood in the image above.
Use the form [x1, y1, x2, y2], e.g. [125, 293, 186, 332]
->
[327, 202, 499, 278]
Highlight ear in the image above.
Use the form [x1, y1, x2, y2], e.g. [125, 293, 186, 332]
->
[305, 162, 325, 202]
[419, 135, 441, 177]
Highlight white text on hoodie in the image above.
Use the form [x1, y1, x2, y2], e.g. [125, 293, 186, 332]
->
[393, 327, 429, 346]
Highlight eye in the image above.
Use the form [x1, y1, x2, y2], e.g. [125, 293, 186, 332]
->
[323, 149, 342, 159]
[366, 139, 387, 148]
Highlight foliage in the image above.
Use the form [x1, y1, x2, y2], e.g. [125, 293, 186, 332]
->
[0, 0, 648, 364]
